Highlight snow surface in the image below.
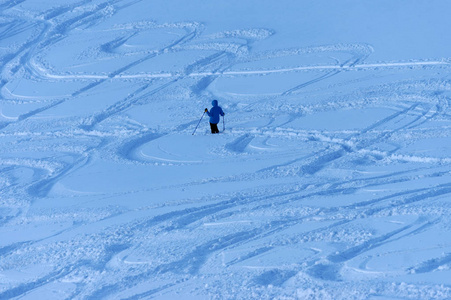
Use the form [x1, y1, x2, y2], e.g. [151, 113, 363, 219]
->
[1, 0, 451, 299]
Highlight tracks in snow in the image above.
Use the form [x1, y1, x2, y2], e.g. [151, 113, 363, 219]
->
[1, 1, 451, 299]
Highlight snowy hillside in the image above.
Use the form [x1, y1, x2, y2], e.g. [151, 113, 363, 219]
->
[1, 0, 451, 299]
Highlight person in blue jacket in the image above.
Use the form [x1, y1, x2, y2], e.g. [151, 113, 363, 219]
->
[205, 100, 225, 134]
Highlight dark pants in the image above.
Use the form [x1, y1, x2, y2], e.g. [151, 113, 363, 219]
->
[210, 123, 219, 134]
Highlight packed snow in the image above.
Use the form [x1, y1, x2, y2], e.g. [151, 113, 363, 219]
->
[1, 0, 451, 299]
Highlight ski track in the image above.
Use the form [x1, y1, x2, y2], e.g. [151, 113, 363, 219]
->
[1, 1, 451, 299]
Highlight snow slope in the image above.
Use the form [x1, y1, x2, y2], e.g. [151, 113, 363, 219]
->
[1, 0, 451, 299]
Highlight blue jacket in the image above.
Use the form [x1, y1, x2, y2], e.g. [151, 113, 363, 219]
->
[207, 100, 224, 124]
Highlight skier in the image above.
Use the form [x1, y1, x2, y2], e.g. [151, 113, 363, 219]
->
[205, 100, 225, 134]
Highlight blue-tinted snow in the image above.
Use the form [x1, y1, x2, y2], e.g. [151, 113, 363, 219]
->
[0, 0, 450, 299]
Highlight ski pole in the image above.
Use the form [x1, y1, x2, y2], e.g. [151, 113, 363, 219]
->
[192, 111, 206, 135]
[222, 115, 225, 132]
